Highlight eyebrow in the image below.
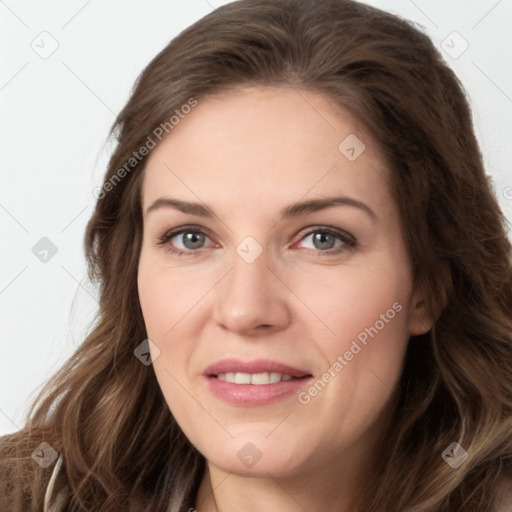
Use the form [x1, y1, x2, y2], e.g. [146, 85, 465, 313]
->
[145, 196, 377, 222]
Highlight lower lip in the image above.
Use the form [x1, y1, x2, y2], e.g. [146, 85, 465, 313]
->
[205, 376, 312, 406]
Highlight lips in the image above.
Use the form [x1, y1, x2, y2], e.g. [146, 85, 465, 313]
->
[203, 358, 313, 407]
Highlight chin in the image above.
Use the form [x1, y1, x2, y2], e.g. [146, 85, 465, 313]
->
[201, 435, 310, 478]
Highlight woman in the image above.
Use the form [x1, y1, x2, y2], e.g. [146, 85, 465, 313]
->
[2, 0, 511, 510]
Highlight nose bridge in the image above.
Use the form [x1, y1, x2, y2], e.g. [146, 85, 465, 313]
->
[212, 245, 291, 333]
[227, 247, 278, 310]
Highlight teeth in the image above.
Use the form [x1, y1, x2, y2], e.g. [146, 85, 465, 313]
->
[251, 372, 270, 385]
[269, 372, 282, 383]
[235, 372, 251, 384]
[217, 372, 296, 385]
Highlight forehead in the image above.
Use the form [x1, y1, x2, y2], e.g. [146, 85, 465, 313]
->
[141, 86, 391, 215]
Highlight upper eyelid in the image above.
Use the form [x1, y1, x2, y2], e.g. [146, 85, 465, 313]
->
[161, 224, 214, 237]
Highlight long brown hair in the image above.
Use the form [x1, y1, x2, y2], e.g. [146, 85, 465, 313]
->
[2, 0, 511, 510]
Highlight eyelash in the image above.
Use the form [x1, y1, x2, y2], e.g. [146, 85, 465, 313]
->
[156, 224, 357, 257]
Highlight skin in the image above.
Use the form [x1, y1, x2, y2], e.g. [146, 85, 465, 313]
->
[137, 86, 433, 512]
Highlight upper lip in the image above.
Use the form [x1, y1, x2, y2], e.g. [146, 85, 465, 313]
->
[203, 358, 311, 378]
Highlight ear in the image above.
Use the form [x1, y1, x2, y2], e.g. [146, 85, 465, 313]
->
[408, 292, 435, 336]
[408, 264, 451, 336]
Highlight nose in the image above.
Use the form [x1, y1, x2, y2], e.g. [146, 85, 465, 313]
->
[212, 251, 292, 337]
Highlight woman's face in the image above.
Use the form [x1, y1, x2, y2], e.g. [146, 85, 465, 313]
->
[137, 86, 431, 481]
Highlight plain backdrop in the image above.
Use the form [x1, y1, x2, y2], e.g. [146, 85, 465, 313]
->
[1, 0, 511, 435]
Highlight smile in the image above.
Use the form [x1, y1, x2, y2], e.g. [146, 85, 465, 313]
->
[203, 359, 313, 406]
[217, 372, 296, 385]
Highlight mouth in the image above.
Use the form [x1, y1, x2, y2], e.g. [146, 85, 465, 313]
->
[203, 359, 313, 406]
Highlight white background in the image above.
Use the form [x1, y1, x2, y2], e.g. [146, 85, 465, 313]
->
[1, 0, 511, 435]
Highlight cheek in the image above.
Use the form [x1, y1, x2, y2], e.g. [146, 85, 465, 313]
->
[137, 253, 212, 394]
[291, 256, 411, 345]
[137, 251, 208, 340]
[137, 261, 196, 421]
[138, 265, 168, 340]
[292, 256, 412, 410]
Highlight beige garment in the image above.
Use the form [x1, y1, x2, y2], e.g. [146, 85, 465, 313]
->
[43, 454, 69, 512]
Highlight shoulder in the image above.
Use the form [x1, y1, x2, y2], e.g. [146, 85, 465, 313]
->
[0, 427, 60, 511]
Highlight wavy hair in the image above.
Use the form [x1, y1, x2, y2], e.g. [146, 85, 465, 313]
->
[2, 0, 511, 510]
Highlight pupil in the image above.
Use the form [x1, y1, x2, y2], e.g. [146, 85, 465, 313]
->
[313, 232, 335, 250]
[183, 232, 205, 249]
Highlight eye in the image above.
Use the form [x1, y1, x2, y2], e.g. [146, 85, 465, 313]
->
[156, 225, 357, 257]
[294, 227, 356, 255]
[156, 226, 215, 255]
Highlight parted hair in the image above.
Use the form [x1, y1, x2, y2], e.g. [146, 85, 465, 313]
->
[1, 0, 511, 510]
